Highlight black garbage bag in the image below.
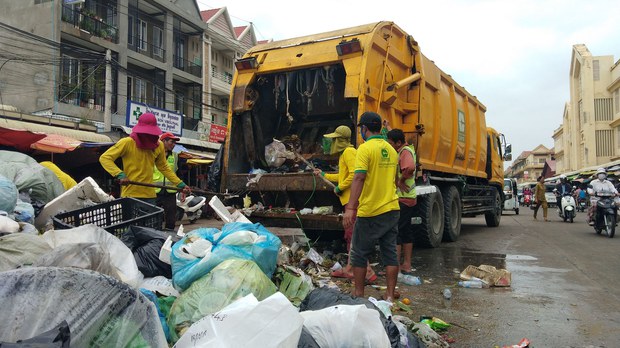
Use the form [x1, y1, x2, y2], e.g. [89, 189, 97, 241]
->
[299, 287, 402, 348]
[0, 321, 70, 348]
[296, 326, 320, 348]
[207, 141, 225, 192]
[0, 267, 167, 347]
[121, 225, 171, 278]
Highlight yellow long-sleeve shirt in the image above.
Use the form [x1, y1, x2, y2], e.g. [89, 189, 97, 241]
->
[99, 137, 184, 198]
[323, 146, 356, 206]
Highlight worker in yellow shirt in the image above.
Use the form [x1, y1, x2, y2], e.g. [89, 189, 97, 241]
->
[314, 125, 376, 283]
[99, 113, 189, 205]
[39, 161, 77, 191]
[153, 132, 181, 230]
[344, 111, 400, 301]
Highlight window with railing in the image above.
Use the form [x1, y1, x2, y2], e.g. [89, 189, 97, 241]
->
[58, 55, 117, 112]
[153, 27, 164, 58]
[174, 55, 202, 77]
[61, 2, 119, 43]
[127, 75, 165, 109]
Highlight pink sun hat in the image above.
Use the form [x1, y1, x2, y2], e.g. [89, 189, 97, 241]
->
[132, 113, 162, 136]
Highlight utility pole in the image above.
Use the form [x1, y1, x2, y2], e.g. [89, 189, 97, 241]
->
[104, 49, 112, 132]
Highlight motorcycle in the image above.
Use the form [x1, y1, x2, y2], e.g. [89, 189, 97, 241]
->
[524, 194, 532, 207]
[592, 192, 618, 238]
[557, 192, 576, 223]
[176, 192, 207, 224]
[576, 197, 587, 212]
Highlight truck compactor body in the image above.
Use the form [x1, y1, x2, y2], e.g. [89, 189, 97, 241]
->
[221, 21, 512, 247]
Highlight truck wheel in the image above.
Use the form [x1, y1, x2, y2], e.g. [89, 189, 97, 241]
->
[485, 188, 502, 227]
[412, 190, 444, 248]
[441, 186, 461, 242]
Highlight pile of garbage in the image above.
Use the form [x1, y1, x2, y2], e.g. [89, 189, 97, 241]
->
[0, 150, 112, 234]
[0, 190, 460, 347]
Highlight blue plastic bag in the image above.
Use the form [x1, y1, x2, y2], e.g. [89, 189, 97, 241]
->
[139, 288, 171, 342]
[171, 222, 281, 291]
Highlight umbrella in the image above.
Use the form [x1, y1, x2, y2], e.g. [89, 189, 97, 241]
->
[0, 127, 46, 152]
[31, 133, 82, 153]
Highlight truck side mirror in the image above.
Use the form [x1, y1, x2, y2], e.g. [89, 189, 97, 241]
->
[504, 143, 512, 161]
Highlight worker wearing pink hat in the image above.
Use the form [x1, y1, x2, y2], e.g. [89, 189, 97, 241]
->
[100, 113, 189, 203]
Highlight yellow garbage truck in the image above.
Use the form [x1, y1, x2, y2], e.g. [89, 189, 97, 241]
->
[221, 21, 512, 247]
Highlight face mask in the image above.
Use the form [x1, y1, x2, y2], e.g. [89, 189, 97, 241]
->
[598, 173, 606, 180]
[360, 126, 368, 141]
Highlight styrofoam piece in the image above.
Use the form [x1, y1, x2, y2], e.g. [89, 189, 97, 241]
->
[209, 195, 252, 223]
[35, 177, 113, 231]
[159, 236, 173, 265]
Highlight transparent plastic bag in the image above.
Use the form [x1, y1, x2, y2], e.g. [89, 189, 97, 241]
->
[168, 259, 277, 343]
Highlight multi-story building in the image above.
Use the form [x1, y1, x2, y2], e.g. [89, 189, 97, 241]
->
[510, 145, 555, 182]
[199, 7, 258, 142]
[554, 44, 619, 172]
[1, 0, 206, 139]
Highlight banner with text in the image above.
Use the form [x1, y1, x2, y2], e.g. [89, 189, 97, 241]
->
[208, 124, 227, 143]
[126, 101, 183, 136]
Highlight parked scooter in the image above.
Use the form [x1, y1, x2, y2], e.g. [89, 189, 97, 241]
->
[557, 192, 576, 223]
[591, 192, 618, 238]
[176, 192, 207, 224]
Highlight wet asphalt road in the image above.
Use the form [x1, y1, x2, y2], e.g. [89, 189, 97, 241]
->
[185, 208, 620, 347]
[398, 208, 620, 347]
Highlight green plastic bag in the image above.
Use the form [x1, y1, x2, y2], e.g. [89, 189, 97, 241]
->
[167, 258, 277, 343]
[420, 316, 451, 331]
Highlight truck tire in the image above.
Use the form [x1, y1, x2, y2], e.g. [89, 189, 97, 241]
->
[412, 190, 444, 248]
[441, 185, 462, 242]
[485, 188, 502, 227]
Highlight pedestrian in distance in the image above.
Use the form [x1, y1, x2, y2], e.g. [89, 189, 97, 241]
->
[533, 175, 548, 221]
[343, 111, 400, 301]
[314, 125, 377, 283]
[386, 128, 418, 275]
[153, 132, 181, 230]
[99, 113, 190, 206]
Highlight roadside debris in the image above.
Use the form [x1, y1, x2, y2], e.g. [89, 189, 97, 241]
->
[460, 264, 512, 287]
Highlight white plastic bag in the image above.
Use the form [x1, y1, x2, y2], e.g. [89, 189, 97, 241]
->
[300, 304, 390, 348]
[42, 224, 143, 287]
[174, 292, 303, 348]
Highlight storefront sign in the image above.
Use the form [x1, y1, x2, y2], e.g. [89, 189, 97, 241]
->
[126, 101, 183, 136]
[209, 124, 227, 143]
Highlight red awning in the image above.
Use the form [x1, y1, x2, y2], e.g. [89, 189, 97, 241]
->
[0, 127, 46, 151]
[0, 126, 82, 154]
[30, 133, 82, 153]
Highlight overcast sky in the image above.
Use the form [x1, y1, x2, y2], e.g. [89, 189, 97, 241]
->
[197, 0, 620, 168]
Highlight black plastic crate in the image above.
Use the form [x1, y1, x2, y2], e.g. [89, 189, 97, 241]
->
[53, 197, 164, 238]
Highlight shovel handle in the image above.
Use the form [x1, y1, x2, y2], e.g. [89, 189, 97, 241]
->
[294, 152, 336, 189]
[121, 180, 217, 196]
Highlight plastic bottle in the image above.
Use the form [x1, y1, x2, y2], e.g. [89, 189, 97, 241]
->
[442, 288, 452, 299]
[457, 280, 485, 288]
[397, 272, 422, 285]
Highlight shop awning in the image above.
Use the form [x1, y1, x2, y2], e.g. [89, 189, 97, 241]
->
[187, 158, 214, 165]
[0, 118, 112, 143]
[30, 133, 83, 153]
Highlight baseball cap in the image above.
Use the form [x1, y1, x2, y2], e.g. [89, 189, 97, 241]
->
[160, 132, 180, 141]
[324, 125, 351, 138]
[357, 111, 382, 126]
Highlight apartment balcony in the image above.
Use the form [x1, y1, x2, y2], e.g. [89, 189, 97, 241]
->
[211, 71, 232, 94]
[57, 84, 116, 112]
[128, 36, 166, 63]
[173, 55, 202, 78]
[61, 4, 118, 43]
